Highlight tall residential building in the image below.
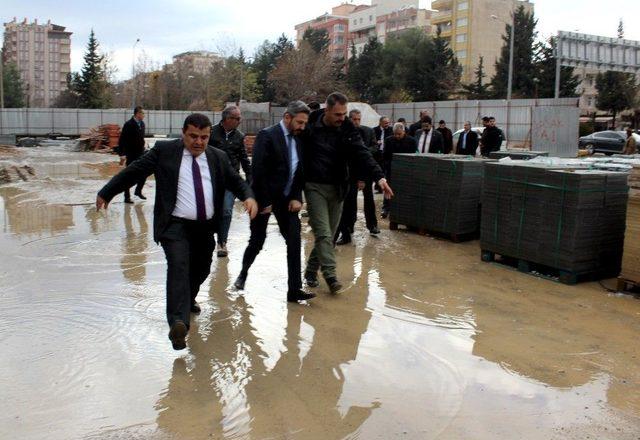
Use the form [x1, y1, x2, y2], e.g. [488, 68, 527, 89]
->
[2, 18, 72, 107]
[294, 3, 359, 60]
[172, 50, 224, 75]
[430, 0, 533, 83]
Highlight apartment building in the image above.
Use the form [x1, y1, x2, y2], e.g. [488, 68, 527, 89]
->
[430, 0, 533, 83]
[172, 51, 224, 75]
[294, 3, 357, 60]
[2, 18, 72, 107]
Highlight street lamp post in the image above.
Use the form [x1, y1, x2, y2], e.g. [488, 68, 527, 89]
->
[492, 13, 515, 101]
[131, 38, 140, 109]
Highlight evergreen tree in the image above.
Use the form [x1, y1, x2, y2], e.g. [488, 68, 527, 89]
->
[462, 56, 490, 99]
[1, 61, 25, 107]
[303, 28, 330, 53]
[347, 37, 384, 102]
[490, 5, 537, 98]
[595, 71, 638, 126]
[251, 34, 293, 102]
[430, 29, 461, 101]
[617, 19, 624, 39]
[53, 73, 81, 108]
[533, 38, 580, 98]
[76, 30, 110, 108]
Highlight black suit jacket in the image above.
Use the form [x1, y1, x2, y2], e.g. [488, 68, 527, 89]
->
[373, 126, 393, 145]
[408, 121, 422, 137]
[456, 130, 479, 156]
[118, 117, 146, 160]
[415, 128, 445, 154]
[98, 138, 254, 243]
[251, 123, 304, 209]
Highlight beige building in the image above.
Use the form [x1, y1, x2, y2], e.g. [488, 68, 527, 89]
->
[172, 51, 224, 75]
[430, 0, 533, 83]
[294, 3, 357, 60]
[2, 18, 72, 107]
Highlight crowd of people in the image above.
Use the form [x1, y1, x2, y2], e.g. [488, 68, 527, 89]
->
[97, 94, 504, 351]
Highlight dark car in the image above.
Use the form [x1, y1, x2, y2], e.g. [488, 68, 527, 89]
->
[579, 131, 640, 155]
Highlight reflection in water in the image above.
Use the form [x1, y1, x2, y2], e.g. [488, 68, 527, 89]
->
[0, 186, 74, 236]
[121, 204, 149, 284]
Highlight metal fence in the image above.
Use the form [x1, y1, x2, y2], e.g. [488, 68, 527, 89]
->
[373, 98, 580, 157]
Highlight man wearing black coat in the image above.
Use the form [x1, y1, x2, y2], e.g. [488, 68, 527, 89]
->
[408, 110, 430, 137]
[118, 106, 147, 203]
[372, 116, 393, 163]
[335, 109, 381, 245]
[414, 116, 445, 154]
[456, 121, 479, 156]
[381, 123, 418, 218]
[96, 113, 258, 351]
[234, 101, 315, 303]
[480, 116, 504, 156]
[437, 120, 454, 154]
[208, 105, 252, 257]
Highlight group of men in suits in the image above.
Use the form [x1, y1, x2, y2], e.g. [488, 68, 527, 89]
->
[96, 93, 393, 351]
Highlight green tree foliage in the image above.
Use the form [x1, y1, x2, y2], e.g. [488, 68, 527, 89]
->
[303, 28, 330, 53]
[53, 73, 81, 108]
[1, 62, 25, 107]
[76, 30, 111, 108]
[347, 37, 384, 102]
[595, 71, 638, 126]
[490, 5, 537, 98]
[462, 56, 490, 99]
[252, 34, 294, 102]
[533, 38, 580, 98]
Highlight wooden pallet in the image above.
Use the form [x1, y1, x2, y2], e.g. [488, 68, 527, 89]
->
[389, 221, 478, 243]
[480, 249, 618, 285]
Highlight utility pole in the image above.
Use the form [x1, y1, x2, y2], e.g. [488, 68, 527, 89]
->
[131, 38, 140, 109]
[0, 48, 5, 109]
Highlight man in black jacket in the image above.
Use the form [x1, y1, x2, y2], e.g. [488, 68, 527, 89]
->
[234, 101, 315, 303]
[208, 105, 252, 257]
[456, 121, 479, 156]
[480, 116, 504, 156]
[118, 106, 147, 203]
[301, 92, 393, 293]
[335, 109, 380, 245]
[415, 116, 445, 154]
[381, 123, 418, 218]
[408, 110, 430, 137]
[437, 120, 454, 154]
[96, 113, 257, 351]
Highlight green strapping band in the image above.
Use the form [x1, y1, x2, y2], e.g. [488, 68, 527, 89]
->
[516, 174, 529, 254]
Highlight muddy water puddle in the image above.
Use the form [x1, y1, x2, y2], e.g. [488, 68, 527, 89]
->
[1, 146, 639, 439]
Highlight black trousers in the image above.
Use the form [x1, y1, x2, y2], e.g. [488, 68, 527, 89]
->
[240, 200, 302, 293]
[336, 180, 377, 240]
[124, 156, 147, 200]
[160, 218, 216, 329]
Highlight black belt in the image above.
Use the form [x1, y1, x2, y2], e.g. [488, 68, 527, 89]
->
[170, 216, 215, 226]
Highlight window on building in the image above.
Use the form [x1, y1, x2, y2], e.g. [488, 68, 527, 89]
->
[456, 34, 466, 43]
[359, 18, 363, 24]
[369, 15, 373, 21]
[458, 1, 469, 10]
[456, 17, 468, 27]
[456, 50, 467, 58]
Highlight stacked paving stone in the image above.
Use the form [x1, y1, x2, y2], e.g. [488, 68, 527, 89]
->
[481, 161, 629, 280]
[488, 150, 549, 160]
[390, 154, 492, 238]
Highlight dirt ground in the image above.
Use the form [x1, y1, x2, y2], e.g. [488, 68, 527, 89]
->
[1, 146, 639, 439]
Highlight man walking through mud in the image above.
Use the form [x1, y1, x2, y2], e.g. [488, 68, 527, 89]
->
[96, 113, 257, 351]
[301, 92, 393, 294]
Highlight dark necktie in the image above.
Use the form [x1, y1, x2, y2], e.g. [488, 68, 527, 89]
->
[191, 155, 206, 221]
[421, 131, 428, 153]
[284, 134, 294, 196]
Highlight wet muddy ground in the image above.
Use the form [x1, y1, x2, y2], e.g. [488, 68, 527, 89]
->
[1, 146, 639, 439]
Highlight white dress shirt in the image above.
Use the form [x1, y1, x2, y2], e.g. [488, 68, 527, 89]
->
[419, 129, 433, 153]
[280, 120, 299, 197]
[172, 149, 214, 220]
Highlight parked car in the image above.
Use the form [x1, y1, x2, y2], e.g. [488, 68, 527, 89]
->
[578, 130, 640, 155]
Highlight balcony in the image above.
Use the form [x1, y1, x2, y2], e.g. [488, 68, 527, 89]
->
[431, 9, 452, 21]
[431, 0, 453, 9]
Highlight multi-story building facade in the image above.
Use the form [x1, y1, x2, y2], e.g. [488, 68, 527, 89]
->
[294, 3, 357, 60]
[2, 18, 72, 107]
[172, 50, 224, 75]
[430, 0, 533, 83]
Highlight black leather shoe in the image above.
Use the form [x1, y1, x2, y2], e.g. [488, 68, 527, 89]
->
[287, 289, 316, 302]
[326, 277, 343, 294]
[336, 236, 352, 246]
[124, 198, 134, 204]
[369, 227, 380, 235]
[304, 271, 319, 287]
[234, 273, 247, 290]
[134, 191, 147, 200]
[380, 211, 388, 219]
[190, 301, 201, 314]
[168, 320, 187, 350]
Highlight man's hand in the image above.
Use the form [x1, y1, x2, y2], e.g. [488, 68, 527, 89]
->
[378, 178, 394, 199]
[119, 156, 126, 166]
[244, 198, 258, 219]
[288, 200, 302, 212]
[96, 195, 108, 211]
[357, 181, 365, 191]
[261, 205, 273, 214]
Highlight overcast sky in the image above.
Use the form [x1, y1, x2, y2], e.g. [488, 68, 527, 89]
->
[2, 0, 638, 80]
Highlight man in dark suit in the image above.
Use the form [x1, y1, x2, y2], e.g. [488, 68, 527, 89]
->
[381, 123, 417, 218]
[96, 113, 258, 351]
[118, 106, 147, 203]
[456, 121, 479, 156]
[335, 109, 381, 245]
[408, 110, 430, 137]
[372, 116, 393, 162]
[415, 116, 445, 154]
[437, 120, 454, 154]
[234, 101, 315, 303]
